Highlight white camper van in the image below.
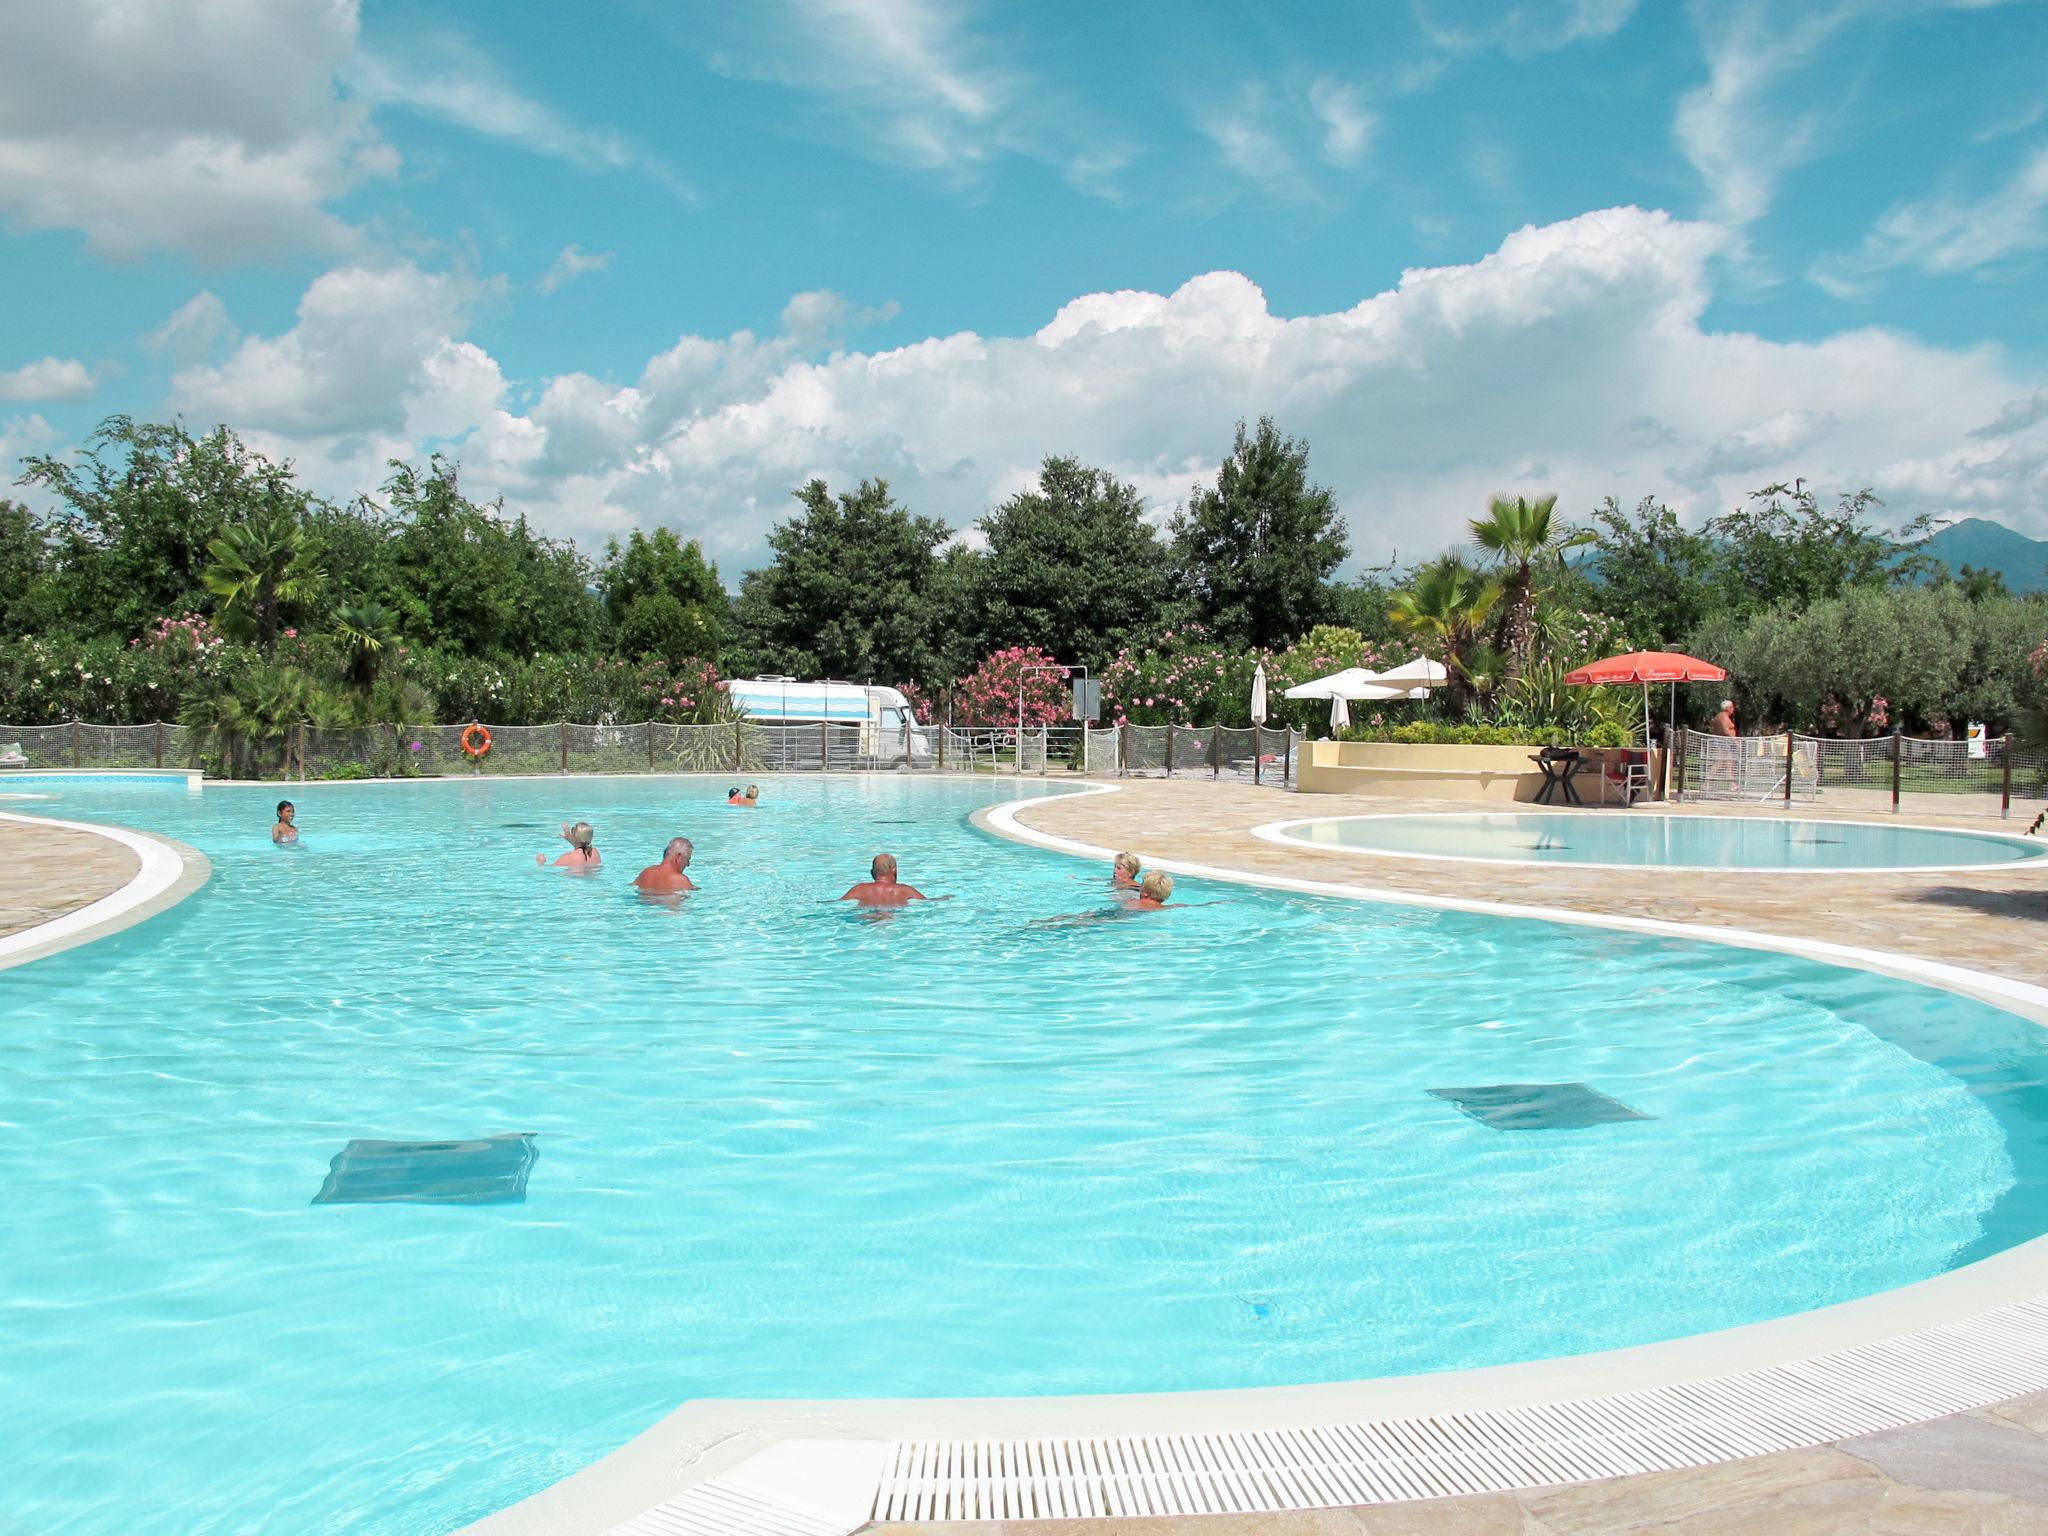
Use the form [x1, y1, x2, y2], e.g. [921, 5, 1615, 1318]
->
[720, 677, 935, 766]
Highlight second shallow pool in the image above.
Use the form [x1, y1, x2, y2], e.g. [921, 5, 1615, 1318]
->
[1263, 810, 2048, 871]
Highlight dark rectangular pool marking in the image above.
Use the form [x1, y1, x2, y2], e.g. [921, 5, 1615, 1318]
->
[314, 1133, 538, 1205]
[1428, 1083, 1650, 1131]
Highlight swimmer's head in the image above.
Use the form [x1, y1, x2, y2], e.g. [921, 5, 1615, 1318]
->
[275, 801, 295, 821]
[727, 787, 740, 801]
[665, 836, 693, 867]
[871, 853, 897, 882]
[562, 821, 595, 850]
[1113, 851, 1140, 878]
[744, 784, 759, 800]
[1140, 871, 1173, 902]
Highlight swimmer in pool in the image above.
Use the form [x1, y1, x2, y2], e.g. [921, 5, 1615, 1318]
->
[1110, 850, 1140, 889]
[737, 783, 760, 807]
[839, 853, 927, 907]
[632, 837, 695, 894]
[272, 800, 297, 844]
[1131, 871, 1173, 909]
[538, 821, 601, 868]
[726, 787, 741, 805]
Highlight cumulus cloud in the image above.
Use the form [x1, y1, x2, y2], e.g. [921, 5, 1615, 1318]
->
[146, 292, 240, 366]
[0, 356, 95, 402]
[147, 206, 2048, 570]
[537, 245, 614, 294]
[0, 0, 391, 261]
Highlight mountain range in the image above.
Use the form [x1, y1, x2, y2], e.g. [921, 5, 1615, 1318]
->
[1906, 518, 2048, 594]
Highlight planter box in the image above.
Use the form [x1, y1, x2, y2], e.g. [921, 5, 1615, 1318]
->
[1297, 739, 1551, 800]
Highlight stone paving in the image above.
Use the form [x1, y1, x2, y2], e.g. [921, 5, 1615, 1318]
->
[879, 779, 2048, 1536]
[0, 815, 138, 939]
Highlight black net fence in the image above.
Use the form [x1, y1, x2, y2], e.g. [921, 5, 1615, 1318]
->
[0, 720, 1305, 786]
[1676, 729, 2048, 817]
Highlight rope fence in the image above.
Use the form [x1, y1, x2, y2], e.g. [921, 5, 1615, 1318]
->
[1676, 728, 2048, 818]
[0, 719, 1304, 788]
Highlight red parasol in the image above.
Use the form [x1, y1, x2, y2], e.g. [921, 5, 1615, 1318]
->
[1563, 651, 1726, 686]
[1564, 652, 1728, 800]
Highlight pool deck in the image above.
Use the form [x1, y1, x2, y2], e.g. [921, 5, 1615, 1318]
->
[1003, 779, 2048, 992]
[0, 815, 140, 939]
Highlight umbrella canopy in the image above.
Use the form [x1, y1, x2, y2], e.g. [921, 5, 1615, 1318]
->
[1330, 693, 1351, 731]
[1368, 655, 1451, 688]
[1563, 650, 1726, 686]
[1250, 660, 1269, 725]
[1283, 667, 1422, 702]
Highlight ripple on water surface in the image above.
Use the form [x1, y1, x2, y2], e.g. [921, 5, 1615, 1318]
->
[3, 776, 2046, 1535]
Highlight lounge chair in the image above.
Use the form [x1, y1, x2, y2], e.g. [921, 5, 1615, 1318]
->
[0, 742, 26, 769]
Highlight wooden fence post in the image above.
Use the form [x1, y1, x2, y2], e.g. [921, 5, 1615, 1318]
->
[733, 721, 743, 773]
[559, 722, 569, 774]
[154, 721, 165, 770]
[1282, 729, 1292, 787]
[1890, 732, 1902, 813]
[2002, 734, 2014, 819]
[1165, 725, 1175, 777]
[646, 722, 656, 771]
[1253, 724, 1263, 785]
[1211, 724, 1222, 778]
[820, 720, 829, 771]
[72, 719, 82, 769]
[938, 709, 947, 772]
[1673, 727, 1687, 800]
[1783, 730, 1794, 806]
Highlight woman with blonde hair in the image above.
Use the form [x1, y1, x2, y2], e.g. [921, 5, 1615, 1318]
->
[1111, 851, 1141, 888]
[538, 821, 601, 868]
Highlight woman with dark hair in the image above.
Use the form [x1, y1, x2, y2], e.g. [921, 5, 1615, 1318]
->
[272, 801, 298, 845]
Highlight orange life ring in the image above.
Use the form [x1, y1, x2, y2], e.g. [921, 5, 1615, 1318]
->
[460, 723, 493, 758]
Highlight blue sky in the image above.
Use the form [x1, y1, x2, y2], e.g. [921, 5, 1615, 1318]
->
[3, 0, 2046, 572]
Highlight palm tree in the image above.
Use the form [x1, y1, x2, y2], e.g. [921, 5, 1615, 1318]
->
[203, 506, 325, 659]
[1469, 494, 1594, 674]
[1387, 555, 1502, 711]
[334, 600, 400, 693]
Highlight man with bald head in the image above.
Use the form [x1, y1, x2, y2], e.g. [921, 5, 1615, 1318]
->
[633, 837, 696, 894]
[839, 852, 927, 907]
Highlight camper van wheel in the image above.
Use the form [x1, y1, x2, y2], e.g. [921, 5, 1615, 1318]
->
[890, 755, 911, 772]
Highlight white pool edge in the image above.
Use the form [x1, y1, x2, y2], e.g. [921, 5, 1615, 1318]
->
[0, 811, 208, 972]
[464, 778, 2048, 1536]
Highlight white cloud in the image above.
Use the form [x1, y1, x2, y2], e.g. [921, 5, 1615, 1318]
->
[1673, 0, 1871, 227]
[0, 356, 95, 402]
[1308, 79, 1376, 168]
[138, 206, 2048, 571]
[1815, 141, 2048, 287]
[345, 39, 689, 199]
[1414, 0, 1638, 55]
[146, 292, 240, 366]
[168, 263, 499, 437]
[537, 245, 614, 295]
[697, 0, 1134, 198]
[0, 0, 391, 261]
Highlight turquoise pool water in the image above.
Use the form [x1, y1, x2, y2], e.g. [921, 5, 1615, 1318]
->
[1271, 811, 2048, 870]
[4, 776, 2048, 1534]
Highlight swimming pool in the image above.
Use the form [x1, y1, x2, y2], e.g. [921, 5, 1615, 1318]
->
[4, 777, 2048, 1534]
[1260, 810, 2048, 871]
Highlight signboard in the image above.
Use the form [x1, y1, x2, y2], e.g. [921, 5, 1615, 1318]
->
[1071, 678, 1101, 721]
[1967, 723, 1987, 760]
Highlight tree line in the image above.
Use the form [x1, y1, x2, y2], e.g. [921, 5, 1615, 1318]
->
[3, 413, 2045, 744]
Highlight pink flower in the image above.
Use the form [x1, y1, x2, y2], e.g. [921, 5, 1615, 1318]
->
[284, 628, 297, 639]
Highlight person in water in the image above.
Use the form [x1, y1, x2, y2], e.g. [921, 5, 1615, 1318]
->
[1131, 871, 1174, 909]
[840, 853, 926, 906]
[741, 783, 760, 807]
[272, 800, 298, 844]
[726, 787, 742, 805]
[538, 821, 601, 867]
[633, 836, 695, 894]
[1111, 850, 1140, 888]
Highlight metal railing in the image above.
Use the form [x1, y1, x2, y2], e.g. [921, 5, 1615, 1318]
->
[0, 719, 1304, 788]
[1675, 728, 2048, 818]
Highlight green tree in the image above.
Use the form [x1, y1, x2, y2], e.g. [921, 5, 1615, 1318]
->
[1387, 554, 1502, 711]
[971, 456, 1176, 668]
[597, 528, 729, 653]
[0, 499, 48, 636]
[1170, 417, 1348, 651]
[615, 591, 721, 661]
[1706, 480, 1926, 609]
[18, 418, 313, 641]
[1469, 493, 1593, 673]
[203, 504, 326, 659]
[1586, 495, 1721, 647]
[733, 477, 953, 685]
[378, 456, 601, 657]
[333, 600, 401, 693]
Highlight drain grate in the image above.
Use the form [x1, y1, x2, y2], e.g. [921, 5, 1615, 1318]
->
[314, 1133, 537, 1205]
[1428, 1082, 1649, 1130]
